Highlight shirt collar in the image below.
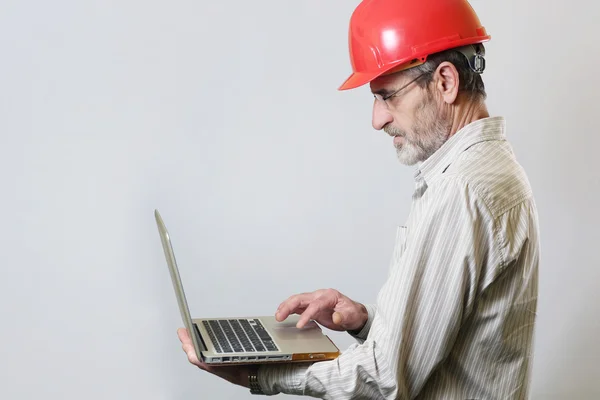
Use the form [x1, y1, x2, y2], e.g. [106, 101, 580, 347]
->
[416, 116, 506, 183]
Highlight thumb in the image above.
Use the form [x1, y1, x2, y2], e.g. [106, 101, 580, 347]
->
[332, 311, 344, 326]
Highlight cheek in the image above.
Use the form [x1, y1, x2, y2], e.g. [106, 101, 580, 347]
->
[391, 110, 419, 138]
[389, 110, 411, 131]
[408, 96, 436, 130]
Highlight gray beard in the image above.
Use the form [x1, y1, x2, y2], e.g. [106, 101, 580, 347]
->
[384, 95, 452, 166]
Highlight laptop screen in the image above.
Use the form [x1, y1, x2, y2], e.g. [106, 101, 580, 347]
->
[154, 209, 204, 359]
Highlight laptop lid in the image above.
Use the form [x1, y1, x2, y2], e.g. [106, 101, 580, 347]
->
[154, 209, 205, 360]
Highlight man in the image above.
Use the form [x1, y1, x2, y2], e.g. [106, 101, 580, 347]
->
[178, 0, 540, 398]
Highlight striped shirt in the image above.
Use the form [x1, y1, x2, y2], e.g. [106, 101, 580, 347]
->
[258, 116, 539, 399]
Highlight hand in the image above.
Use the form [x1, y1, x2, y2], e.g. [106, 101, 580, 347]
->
[275, 288, 368, 331]
[177, 328, 254, 388]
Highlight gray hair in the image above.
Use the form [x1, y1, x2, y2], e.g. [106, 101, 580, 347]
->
[404, 45, 487, 102]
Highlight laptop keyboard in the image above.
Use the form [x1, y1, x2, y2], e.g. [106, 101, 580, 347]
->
[202, 319, 279, 353]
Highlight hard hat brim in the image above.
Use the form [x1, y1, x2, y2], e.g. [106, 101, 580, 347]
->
[338, 71, 384, 91]
[338, 59, 428, 91]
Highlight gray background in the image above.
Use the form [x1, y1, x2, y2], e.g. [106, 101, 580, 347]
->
[1, 0, 598, 399]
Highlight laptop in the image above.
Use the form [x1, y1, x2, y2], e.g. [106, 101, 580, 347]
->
[154, 209, 340, 365]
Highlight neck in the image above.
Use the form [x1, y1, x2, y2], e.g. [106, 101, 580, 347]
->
[448, 98, 489, 138]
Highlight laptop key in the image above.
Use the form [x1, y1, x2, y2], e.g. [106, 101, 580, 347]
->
[229, 320, 255, 352]
[240, 319, 266, 352]
[255, 328, 273, 341]
[202, 321, 223, 353]
[209, 320, 233, 353]
[219, 320, 244, 353]
[262, 340, 278, 351]
[252, 319, 278, 351]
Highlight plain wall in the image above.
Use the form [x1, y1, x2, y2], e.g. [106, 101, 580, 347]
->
[1, 0, 598, 399]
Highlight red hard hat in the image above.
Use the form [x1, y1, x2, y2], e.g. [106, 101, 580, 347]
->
[339, 0, 491, 91]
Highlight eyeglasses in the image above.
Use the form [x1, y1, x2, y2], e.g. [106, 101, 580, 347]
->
[373, 72, 430, 108]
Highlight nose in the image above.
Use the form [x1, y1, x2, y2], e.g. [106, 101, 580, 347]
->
[372, 99, 393, 130]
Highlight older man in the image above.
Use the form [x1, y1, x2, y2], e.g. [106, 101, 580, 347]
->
[178, 0, 540, 398]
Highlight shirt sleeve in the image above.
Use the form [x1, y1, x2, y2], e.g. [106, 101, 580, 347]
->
[258, 177, 498, 399]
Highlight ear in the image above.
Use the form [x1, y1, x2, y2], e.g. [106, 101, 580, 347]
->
[433, 62, 460, 104]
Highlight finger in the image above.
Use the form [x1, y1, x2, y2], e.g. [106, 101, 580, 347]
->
[296, 297, 331, 328]
[179, 328, 206, 368]
[182, 342, 202, 367]
[177, 327, 191, 344]
[276, 293, 313, 321]
[278, 306, 309, 321]
[276, 290, 327, 314]
[332, 311, 344, 326]
[276, 294, 305, 320]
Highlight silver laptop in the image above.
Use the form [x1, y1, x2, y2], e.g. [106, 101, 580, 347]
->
[154, 209, 340, 365]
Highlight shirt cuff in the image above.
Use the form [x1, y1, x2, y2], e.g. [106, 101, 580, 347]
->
[257, 362, 313, 395]
[347, 303, 376, 342]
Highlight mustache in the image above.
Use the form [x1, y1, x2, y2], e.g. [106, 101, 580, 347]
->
[384, 125, 405, 138]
